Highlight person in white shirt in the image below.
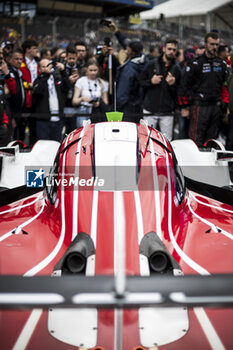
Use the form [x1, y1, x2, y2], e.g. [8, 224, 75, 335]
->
[21, 39, 39, 98]
[20, 39, 39, 145]
[72, 58, 108, 127]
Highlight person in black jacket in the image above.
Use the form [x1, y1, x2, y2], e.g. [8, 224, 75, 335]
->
[116, 39, 147, 121]
[178, 32, 229, 147]
[0, 53, 9, 146]
[108, 20, 147, 121]
[64, 45, 79, 134]
[32, 58, 69, 141]
[74, 41, 88, 77]
[2, 48, 27, 143]
[138, 38, 180, 141]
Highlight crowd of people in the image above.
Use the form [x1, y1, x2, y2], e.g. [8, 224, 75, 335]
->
[0, 20, 233, 153]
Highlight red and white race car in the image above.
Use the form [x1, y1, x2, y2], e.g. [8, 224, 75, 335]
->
[0, 115, 233, 350]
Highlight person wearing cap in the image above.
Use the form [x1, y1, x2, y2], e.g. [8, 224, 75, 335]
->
[1, 41, 14, 60]
[138, 38, 181, 141]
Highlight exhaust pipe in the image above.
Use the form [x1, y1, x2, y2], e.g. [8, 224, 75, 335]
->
[65, 252, 86, 273]
[54, 232, 95, 274]
[149, 251, 169, 273]
[140, 232, 180, 274]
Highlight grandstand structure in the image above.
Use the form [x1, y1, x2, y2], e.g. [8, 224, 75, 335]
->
[0, 0, 154, 19]
[3, 0, 232, 49]
[140, 0, 233, 44]
[0, 0, 156, 45]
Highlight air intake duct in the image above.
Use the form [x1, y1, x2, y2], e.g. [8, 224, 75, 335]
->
[54, 233, 95, 274]
[140, 232, 180, 274]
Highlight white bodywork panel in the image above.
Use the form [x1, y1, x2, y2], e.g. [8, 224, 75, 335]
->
[48, 308, 98, 348]
[48, 257, 97, 347]
[94, 122, 138, 191]
[0, 140, 60, 188]
[171, 139, 232, 187]
[139, 307, 189, 347]
[139, 254, 189, 346]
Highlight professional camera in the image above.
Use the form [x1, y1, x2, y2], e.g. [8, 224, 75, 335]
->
[99, 18, 112, 27]
[47, 58, 58, 68]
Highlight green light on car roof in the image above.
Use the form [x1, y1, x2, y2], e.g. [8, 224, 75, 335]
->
[106, 112, 123, 122]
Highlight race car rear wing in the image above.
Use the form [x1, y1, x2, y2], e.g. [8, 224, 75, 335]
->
[0, 274, 233, 309]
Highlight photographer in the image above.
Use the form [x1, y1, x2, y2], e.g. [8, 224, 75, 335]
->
[101, 19, 148, 120]
[72, 58, 108, 127]
[32, 58, 69, 141]
[96, 37, 120, 106]
[0, 52, 9, 146]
